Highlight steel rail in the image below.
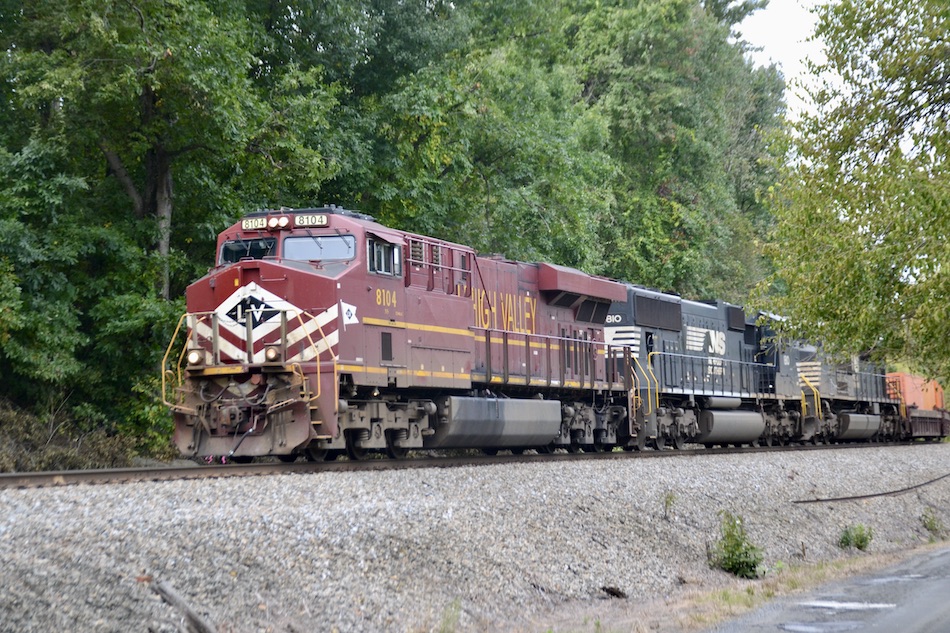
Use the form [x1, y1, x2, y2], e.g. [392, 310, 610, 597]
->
[0, 441, 912, 490]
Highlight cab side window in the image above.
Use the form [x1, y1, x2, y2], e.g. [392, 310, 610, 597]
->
[368, 239, 402, 277]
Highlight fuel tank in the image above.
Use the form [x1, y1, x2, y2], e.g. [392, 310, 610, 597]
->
[836, 412, 880, 440]
[426, 396, 561, 449]
[697, 410, 766, 444]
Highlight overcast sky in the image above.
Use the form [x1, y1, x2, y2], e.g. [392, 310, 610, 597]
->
[739, 0, 824, 116]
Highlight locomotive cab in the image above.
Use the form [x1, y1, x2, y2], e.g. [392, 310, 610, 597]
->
[163, 206, 408, 460]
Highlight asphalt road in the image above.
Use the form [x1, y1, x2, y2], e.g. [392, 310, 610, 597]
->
[705, 546, 950, 633]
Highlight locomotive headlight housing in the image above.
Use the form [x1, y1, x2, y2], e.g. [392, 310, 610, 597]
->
[264, 345, 282, 362]
[267, 215, 290, 230]
[186, 348, 205, 366]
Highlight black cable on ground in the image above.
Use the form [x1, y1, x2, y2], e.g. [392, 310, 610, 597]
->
[793, 472, 950, 504]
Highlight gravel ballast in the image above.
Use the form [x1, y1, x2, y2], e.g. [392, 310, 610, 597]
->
[2, 444, 950, 632]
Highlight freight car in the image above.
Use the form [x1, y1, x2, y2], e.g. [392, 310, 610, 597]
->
[161, 206, 947, 461]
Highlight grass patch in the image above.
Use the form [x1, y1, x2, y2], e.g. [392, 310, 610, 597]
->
[674, 547, 934, 632]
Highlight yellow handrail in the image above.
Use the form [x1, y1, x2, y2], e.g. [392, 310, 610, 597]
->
[161, 308, 338, 408]
[161, 313, 190, 407]
[799, 373, 822, 420]
[886, 376, 907, 419]
[646, 352, 662, 413]
[622, 352, 643, 412]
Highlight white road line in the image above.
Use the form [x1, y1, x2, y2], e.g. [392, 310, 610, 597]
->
[798, 600, 897, 610]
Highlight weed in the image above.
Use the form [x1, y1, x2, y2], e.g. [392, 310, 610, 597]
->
[838, 524, 873, 551]
[710, 511, 764, 579]
[921, 507, 944, 541]
[762, 560, 787, 577]
[438, 599, 461, 633]
[662, 490, 677, 520]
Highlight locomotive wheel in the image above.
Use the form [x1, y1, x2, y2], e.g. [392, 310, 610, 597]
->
[592, 430, 612, 453]
[763, 435, 773, 447]
[304, 446, 333, 462]
[345, 432, 369, 461]
[653, 435, 666, 450]
[672, 433, 686, 450]
[635, 432, 647, 451]
[385, 445, 409, 459]
[385, 430, 409, 460]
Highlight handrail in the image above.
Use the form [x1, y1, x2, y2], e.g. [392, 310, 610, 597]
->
[633, 354, 656, 415]
[161, 313, 190, 407]
[799, 373, 823, 420]
[648, 351, 770, 398]
[886, 375, 908, 419]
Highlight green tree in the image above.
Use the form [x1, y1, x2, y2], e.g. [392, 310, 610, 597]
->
[0, 0, 340, 442]
[357, 46, 615, 272]
[764, 0, 950, 381]
[1, 0, 339, 298]
[571, 0, 784, 300]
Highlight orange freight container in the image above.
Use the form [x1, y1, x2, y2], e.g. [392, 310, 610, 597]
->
[887, 372, 945, 411]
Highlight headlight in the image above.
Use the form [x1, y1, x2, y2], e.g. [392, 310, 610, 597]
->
[264, 346, 281, 362]
[267, 215, 290, 229]
[186, 349, 204, 366]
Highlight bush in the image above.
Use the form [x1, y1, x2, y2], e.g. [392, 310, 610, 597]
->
[0, 401, 136, 472]
[711, 511, 764, 579]
[838, 524, 873, 551]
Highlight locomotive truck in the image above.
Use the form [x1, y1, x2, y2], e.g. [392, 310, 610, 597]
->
[161, 206, 947, 461]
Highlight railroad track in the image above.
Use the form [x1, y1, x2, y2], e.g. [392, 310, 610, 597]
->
[0, 441, 898, 490]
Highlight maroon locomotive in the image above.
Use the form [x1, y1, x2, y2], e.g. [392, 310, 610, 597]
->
[162, 206, 631, 461]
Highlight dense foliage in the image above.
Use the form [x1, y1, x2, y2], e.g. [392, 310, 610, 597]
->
[0, 0, 785, 459]
[764, 0, 950, 382]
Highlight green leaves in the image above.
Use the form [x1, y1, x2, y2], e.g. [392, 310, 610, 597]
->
[573, 0, 784, 299]
[764, 0, 950, 382]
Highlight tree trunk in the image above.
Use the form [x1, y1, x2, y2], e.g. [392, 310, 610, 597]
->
[97, 83, 177, 300]
[151, 149, 174, 301]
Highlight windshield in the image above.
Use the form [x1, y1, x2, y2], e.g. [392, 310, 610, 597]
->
[283, 235, 356, 261]
[220, 238, 277, 264]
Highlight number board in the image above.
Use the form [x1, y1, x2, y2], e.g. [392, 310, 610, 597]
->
[295, 214, 329, 228]
[241, 217, 267, 230]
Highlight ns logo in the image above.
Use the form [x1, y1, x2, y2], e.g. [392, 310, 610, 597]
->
[706, 330, 727, 356]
